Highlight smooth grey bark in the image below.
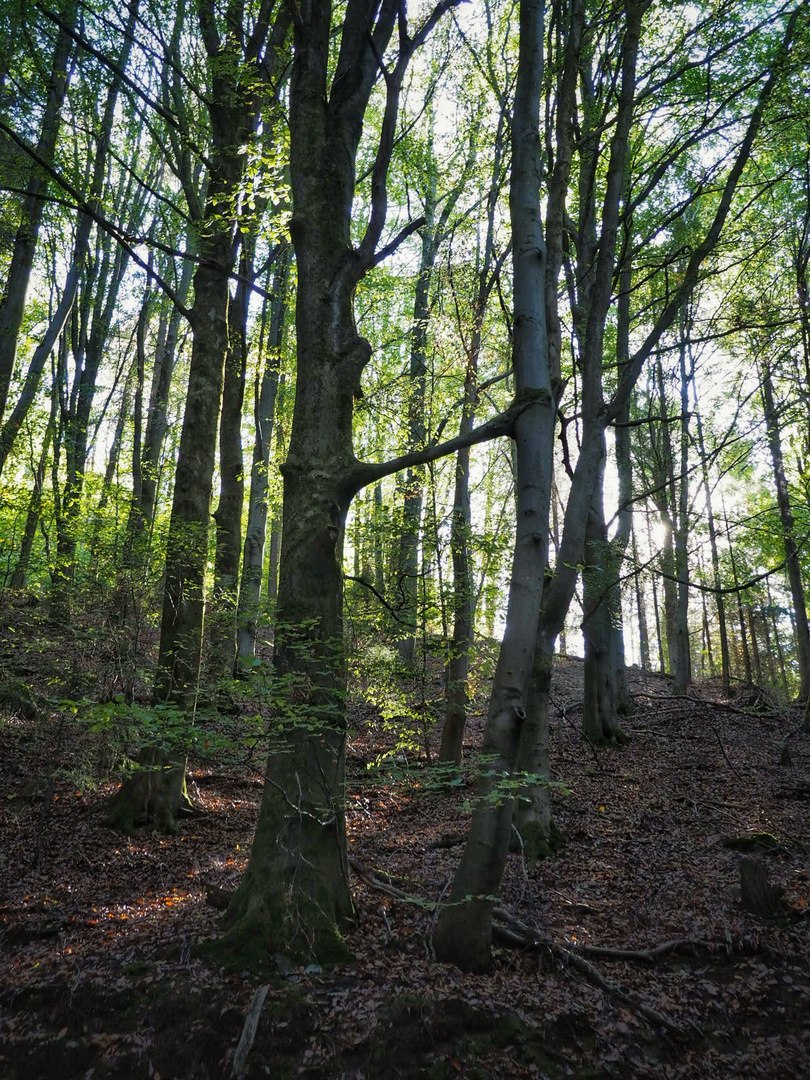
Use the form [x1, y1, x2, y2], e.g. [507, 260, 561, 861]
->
[236, 249, 289, 669]
[516, 0, 641, 844]
[582, 439, 629, 746]
[583, 262, 634, 737]
[760, 357, 810, 701]
[0, 5, 74, 422]
[433, 0, 555, 972]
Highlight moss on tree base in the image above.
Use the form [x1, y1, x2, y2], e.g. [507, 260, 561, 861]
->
[585, 724, 629, 748]
[514, 817, 565, 862]
[201, 888, 353, 974]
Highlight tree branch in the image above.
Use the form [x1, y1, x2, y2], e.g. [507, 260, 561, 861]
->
[346, 391, 548, 495]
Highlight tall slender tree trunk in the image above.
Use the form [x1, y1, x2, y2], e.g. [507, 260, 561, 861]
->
[724, 509, 753, 687]
[671, 327, 692, 693]
[236, 250, 289, 669]
[694, 379, 730, 694]
[433, 0, 555, 971]
[10, 404, 56, 589]
[760, 358, 810, 701]
[209, 241, 252, 679]
[0, 6, 74, 422]
[123, 241, 196, 571]
[441, 122, 506, 762]
[581, 443, 628, 745]
[153, 1, 286, 706]
[396, 200, 435, 662]
[631, 522, 650, 672]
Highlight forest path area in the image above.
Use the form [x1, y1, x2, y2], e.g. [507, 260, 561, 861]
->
[1, 639, 809, 1080]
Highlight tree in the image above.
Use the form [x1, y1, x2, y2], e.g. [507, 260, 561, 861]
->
[433, 0, 555, 972]
[0, 1, 75, 423]
[219, 0, 487, 964]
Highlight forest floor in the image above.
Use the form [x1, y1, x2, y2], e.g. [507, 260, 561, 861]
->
[1, 610, 809, 1079]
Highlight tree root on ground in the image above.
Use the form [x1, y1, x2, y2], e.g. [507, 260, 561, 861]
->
[351, 861, 798, 1036]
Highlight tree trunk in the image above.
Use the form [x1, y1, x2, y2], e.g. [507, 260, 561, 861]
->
[694, 379, 730, 694]
[209, 241, 252, 680]
[582, 445, 628, 745]
[220, 0, 409, 962]
[760, 358, 810, 701]
[440, 119, 506, 761]
[153, 1, 285, 706]
[631, 522, 650, 672]
[396, 205, 435, 661]
[235, 251, 288, 670]
[672, 328, 692, 695]
[122, 240, 196, 579]
[0, 6, 74, 422]
[10, 411, 55, 589]
[433, 0, 554, 972]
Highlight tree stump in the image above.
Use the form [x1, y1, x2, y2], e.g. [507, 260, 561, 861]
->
[739, 857, 785, 918]
[104, 747, 190, 834]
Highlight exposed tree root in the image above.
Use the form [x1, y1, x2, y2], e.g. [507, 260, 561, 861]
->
[490, 907, 686, 1036]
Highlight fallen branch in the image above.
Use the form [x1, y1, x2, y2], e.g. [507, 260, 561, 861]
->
[491, 908, 685, 1035]
[232, 984, 269, 1077]
[426, 832, 467, 851]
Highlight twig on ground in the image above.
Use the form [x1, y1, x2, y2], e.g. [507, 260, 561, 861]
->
[713, 729, 744, 779]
